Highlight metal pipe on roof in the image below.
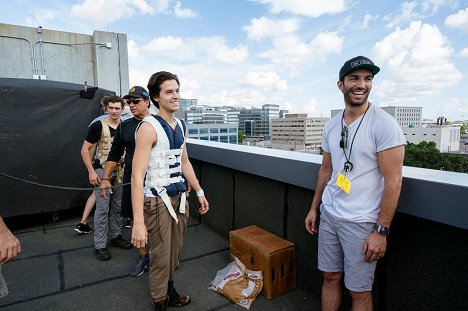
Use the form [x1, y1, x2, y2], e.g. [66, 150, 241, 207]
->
[32, 37, 110, 84]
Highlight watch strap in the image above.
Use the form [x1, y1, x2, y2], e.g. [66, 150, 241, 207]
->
[375, 224, 390, 235]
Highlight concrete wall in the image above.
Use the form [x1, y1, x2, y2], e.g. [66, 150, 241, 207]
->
[0, 23, 128, 96]
[186, 139, 468, 310]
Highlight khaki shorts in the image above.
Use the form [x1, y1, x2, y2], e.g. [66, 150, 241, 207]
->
[318, 207, 377, 292]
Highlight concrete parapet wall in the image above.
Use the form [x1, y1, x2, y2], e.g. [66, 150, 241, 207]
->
[0, 23, 128, 96]
[187, 139, 468, 309]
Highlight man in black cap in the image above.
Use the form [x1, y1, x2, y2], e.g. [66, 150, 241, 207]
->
[100, 86, 152, 276]
[305, 56, 406, 309]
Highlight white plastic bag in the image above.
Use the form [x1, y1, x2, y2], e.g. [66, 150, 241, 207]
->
[209, 256, 263, 309]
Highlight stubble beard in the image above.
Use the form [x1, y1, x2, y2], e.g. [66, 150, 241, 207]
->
[343, 89, 370, 107]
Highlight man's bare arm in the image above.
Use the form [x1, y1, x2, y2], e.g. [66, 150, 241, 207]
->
[81, 140, 99, 186]
[363, 145, 405, 262]
[131, 122, 155, 248]
[0, 216, 21, 264]
[305, 152, 332, 234]
[181, 141, 209, 214]
[376, 145, 405, 227]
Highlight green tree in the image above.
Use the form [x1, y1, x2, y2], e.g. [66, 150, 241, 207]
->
[404, 141, 468, 173]
[238, 130, 244, 143]
[460, 124, 467, 134]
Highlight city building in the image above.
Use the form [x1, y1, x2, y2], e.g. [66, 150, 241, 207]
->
[279, 109, 289, 118]
[403, 126, 460, 152]
[381, 106, 422, 128]
[238, 108, 263, 137]
[174, 98, 198, 120]
[187, 123, 238, 144]
[222, 106, 244, 124]
[271, 114, 329, 151]
[332, 105, 460, 152]
[332, 106, 423, 129]
[175, 101, 239, 145]
[238, 104, 279, 139]
[262, 104, 280, 140]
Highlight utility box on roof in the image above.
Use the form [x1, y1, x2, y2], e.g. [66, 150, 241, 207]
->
[229, 225, 296, 299]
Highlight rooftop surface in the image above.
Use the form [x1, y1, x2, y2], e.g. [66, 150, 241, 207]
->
[1, 212, 319, 311]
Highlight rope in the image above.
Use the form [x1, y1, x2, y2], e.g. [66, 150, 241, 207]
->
[0, 172, 130, 191]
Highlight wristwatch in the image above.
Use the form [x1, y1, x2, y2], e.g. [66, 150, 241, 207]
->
[374, 224, 390, 235]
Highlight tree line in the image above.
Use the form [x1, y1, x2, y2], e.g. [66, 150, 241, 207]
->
[404, 141, 468, 173]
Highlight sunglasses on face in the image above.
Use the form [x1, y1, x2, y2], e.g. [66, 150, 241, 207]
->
[127, 98, 145, 105]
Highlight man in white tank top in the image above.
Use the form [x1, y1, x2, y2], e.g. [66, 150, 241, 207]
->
[131, 71, 209, 311]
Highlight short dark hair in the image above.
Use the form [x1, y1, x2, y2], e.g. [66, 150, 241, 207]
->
[106, 95, 125, 108]
[147, 71, 180, 109]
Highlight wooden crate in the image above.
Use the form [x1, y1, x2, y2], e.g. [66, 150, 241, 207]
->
[229, 225, 296, 299]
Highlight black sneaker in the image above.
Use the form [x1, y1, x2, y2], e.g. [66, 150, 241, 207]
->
[131, 254, 150, 277]
[168, 281, 191, 307]
[95, 248, 111, 261]
[74, 223, 92, 234]
[109, 234, 133, 250]
[152, 296, 168, 311]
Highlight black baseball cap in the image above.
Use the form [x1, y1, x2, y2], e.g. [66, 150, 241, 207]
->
[339, 56, 380, 81]
[123, 86, 149, 99]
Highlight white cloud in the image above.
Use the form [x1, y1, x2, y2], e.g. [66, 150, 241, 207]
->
[70, 0, 155, 25]
[252, 0, 348, 17]
[385, 1, 459, 28]
[154, 0, 171, 13]
[372, 21, 462, 104]
[420, 0, 455, 15]
[127, 40, 140, 62]
[173, 1, 197, 18]
[142, 36, 184, 52]
[199, 89, 268, 108]
[24, 9, 57, 27]
[445, 8, 468, 30]
[173, 36, 249, 64]
[216, 44, 249, 64]
[243, 17, 299, 41]
[68, 0, 193, 27]
[310, 32, 344, 58]
[259, 31, 343, 72]
[459, 47, 468, 57]
[281, 98, 327, 116]
[140, 36, 249, 64]
[441, 98, 468, 119]
[127, 35, 252, 104]
[359, 14, 379, 29]
[244, 71, 288, 91]
[385, 1, 419, 28]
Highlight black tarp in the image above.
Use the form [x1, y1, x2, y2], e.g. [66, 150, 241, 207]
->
[0, 78, 115, 217]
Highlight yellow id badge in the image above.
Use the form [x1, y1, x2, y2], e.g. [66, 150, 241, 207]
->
[336, 173, 352, 194]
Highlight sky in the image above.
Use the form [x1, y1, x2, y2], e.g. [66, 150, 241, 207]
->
[2, 0, 468, 120]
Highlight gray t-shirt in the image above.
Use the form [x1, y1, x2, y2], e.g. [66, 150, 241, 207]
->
[321, 103, 406, 222]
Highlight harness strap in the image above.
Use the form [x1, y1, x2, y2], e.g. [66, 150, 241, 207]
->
[158, 190, 178, 223]
[156, 188, 187, 223]
[149, 176, 185, 188]
[180, 192, 186, 213]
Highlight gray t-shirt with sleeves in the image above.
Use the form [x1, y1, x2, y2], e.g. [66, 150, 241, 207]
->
[321, 103, 406, 222]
